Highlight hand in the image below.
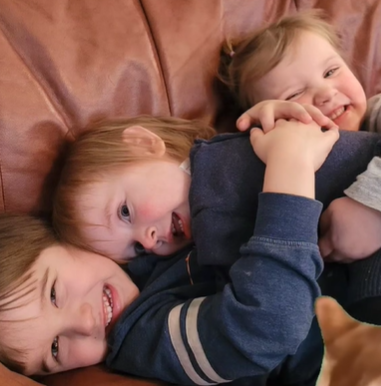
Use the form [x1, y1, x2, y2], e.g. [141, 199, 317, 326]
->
[250, 119, 339, 199]
[236, 100, 338, 133]
[319, 197, 381, 263]
[250, 119, 339, 171]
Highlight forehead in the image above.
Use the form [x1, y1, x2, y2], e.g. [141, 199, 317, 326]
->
[252, 31, 340, 100]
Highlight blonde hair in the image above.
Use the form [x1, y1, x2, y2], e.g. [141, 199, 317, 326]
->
[0, 214, 57, 374]
[53, 115, 216, 253]
[221, 10, 342, 108]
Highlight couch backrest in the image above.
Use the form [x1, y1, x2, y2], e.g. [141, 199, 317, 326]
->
[0, 0, 380, 215]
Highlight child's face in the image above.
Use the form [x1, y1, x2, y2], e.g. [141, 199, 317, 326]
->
[252, 31, 367, 132]
[78, 157, 193, 262]
[1, 245, 139, 376]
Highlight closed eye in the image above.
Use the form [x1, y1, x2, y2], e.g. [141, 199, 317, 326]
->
[285, 91, 302, 101]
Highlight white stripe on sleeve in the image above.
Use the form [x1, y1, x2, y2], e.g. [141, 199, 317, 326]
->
[168, 303, 216, 385]
[186, 298, 231, 383]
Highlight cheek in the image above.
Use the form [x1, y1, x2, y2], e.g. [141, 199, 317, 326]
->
[340, 73, 366, 102]
[68, 340, 107, 368]
[296, 95, 312, 105]
[137, 202, 164, 220]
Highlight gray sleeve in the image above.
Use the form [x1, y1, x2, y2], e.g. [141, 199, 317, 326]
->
[345, 156, 381, 212]
[363, 93, 381, 133]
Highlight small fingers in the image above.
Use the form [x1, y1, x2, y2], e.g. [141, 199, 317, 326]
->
[303, 105, 338, 130]
[289, 107, 313, 124]
[258, 107, 276, 133]
[236, 115, 251, 131]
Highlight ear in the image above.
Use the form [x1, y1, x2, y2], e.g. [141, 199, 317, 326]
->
[315, 296, 358, 344]
[122, 126, 166, 157]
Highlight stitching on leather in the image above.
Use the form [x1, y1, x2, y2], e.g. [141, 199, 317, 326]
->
[139, 0, 172, 115]
[0, 17, 71, 133]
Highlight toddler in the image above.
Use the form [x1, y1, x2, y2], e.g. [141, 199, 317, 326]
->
[222, 11, 381, 263]
[223, 10, 370, 133]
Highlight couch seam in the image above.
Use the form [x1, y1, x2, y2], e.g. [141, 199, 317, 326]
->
[139, 0, 173, 115]
[0, 17, 71, 133]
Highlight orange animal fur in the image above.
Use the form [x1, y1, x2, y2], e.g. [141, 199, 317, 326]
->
[316, 297, 381, 386]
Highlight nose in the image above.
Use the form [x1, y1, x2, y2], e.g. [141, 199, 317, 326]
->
[139, 226, 158, 251]
[67, 303, 96, 336]
[314, 84, 337, 106]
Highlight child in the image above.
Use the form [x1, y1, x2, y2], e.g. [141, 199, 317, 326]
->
[222, 10, 371, 134]
[223, 11, 381, 264]
[2, 119, 340, 385]
[0, 214, 140, 376]
[50, 112, 381, 385]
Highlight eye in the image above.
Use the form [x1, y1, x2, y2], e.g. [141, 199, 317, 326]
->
[51, 282, 57, 307]
[134, 242, 146, 256]
[285, 92, 301, 101]
[51, 337, 59, 361]
[120, 204, 131, 222]
[325, 67, 338, 78]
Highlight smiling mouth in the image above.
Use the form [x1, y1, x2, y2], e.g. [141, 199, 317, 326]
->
[103, 286, 113, 327]
[329, 105, 347, 121]
[171, 213, 184, 238]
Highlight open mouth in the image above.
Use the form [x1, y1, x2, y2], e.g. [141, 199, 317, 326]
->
[171, 213, 185, 237]
[329, 105, 347, 121]
[103, 286, 114, 327]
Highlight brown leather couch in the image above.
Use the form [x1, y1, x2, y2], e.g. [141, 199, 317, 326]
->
[1, 1, 381, 385]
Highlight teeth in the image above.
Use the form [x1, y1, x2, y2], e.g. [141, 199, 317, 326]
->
[103, 287, 113, 327]
[329, 106, 345, 120]
[172, 216, 184, 235]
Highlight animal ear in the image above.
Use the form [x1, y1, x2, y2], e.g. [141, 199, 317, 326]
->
[315, 296, 358, 344]
[122, 126, 166, 157]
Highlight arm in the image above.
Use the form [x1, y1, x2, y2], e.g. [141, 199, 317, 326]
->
[319, 156, 381, 262]
[107, 194, 323, 385]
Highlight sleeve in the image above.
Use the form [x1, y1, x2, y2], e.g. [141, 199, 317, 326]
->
[107, 193, 323, 385]
[362, 93, 381, 133]
[344, 156, 381, 212]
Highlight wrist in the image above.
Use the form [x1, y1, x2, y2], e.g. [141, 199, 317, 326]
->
[263, 157, 315, 199]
